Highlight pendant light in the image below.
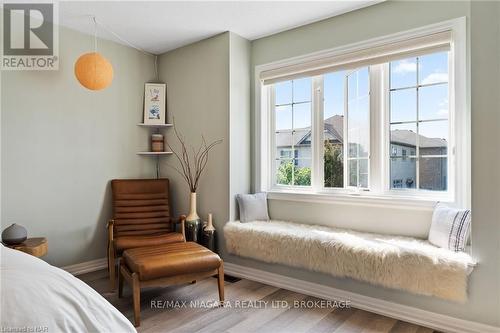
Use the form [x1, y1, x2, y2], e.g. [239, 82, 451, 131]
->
[74, 16, 113, 91]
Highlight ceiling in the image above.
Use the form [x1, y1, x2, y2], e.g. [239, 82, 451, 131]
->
[59, 1, 381, 55]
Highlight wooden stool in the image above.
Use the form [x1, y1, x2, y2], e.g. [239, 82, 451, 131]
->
[119, 242, 224, 327]
[4, 237, 48, 257]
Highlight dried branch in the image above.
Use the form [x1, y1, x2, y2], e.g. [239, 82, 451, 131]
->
[166, 119, 222, 193]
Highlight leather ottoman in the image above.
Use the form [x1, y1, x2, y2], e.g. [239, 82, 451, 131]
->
[119, 242, 224, 326]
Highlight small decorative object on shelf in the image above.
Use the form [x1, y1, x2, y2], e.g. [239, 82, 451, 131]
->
[1, 223, 27, 245]
[143, 83, 167, 125]
[202, 213, 216, 252]
[137, 122, 173, 179]
[151, 134, 164, 152]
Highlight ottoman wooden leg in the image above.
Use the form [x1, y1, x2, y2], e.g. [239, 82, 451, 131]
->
[132, 272, 141, 327]
[217, 261, 224, 303]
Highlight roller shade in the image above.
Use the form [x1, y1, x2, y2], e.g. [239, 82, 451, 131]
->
[260, 30, 452, 85]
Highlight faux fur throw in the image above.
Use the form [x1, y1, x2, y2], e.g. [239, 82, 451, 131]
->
[224, 220, 475, 302]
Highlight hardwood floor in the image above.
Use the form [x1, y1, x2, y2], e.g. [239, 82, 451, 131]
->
[79, 269, 438, 333]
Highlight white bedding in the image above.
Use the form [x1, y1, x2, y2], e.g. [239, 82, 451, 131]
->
[0, 244, 135, 333]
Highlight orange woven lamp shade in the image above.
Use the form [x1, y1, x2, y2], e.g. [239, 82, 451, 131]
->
[74, 52, 113, 90]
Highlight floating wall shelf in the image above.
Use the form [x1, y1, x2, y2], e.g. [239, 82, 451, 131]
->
[137, 123, 173, 128]
[136, 151, 173, 156]
[137, 123, 174, 178]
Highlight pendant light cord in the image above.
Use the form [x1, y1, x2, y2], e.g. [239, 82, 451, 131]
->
[90, 16, 154, 57]
[154, 55, 158, 81]
[92, 16, 97, 53]
[92, 16, 97, 88]
[88, 15, 159, 80]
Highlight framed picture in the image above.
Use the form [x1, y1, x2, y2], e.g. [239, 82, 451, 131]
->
[143, 83, 166, 124]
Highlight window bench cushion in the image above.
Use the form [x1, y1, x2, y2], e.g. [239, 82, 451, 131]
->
[224, 220, 475, 302]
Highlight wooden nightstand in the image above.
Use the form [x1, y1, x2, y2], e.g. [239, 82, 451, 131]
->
[4, 237, 48, 257]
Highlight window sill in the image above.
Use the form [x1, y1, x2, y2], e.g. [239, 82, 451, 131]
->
[266, 189, 451, 210]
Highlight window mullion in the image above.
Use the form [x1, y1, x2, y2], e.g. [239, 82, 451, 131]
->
[343, 74, 349, 189]
[416, 56, 420, 190]
[312, 76, 323, 192]
[291, 81, 295, 186]
[369, 64, 383, 194]
[382, 63, 390, 193]
[269, 86, 276, 190]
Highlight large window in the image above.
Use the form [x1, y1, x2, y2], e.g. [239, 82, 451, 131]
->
[260, 22, 468, 204]
[271, 52, 450, 194]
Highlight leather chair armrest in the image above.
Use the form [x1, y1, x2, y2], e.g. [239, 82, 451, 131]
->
[173, 215, 186, 241]
[107, 219, 114, 242]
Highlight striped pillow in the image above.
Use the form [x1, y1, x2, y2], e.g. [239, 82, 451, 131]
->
[428, 203, 471, 252]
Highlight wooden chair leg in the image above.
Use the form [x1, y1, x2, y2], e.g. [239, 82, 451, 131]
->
[108, 245, 116, 291]
[132, 272, 141, 327]
[118, 260, 124, 298]
[217, 262, 224, 303]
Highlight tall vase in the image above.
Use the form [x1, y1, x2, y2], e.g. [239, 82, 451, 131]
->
[185, 192, 202, 243]
[202, 213, 216, 252]
[186, 192, 199, 221]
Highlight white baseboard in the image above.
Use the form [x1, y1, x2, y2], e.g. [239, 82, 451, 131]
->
[60, 258, 499, 333]
[61, 257, 107, 276]
[224, 262, 500, 333]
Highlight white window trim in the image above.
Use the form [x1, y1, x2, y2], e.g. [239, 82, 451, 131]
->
[254, 17, 469, 208]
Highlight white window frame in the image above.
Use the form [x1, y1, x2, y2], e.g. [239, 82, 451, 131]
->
[254, 18, 469, 208]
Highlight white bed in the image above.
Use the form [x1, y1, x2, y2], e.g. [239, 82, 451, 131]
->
[0, 244, 135, 333]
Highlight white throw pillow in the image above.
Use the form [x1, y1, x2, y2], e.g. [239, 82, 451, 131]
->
[428, 203, 471, 252]
[236, 193, 270, 223]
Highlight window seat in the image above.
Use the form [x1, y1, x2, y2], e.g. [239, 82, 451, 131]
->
[224, 220, 475, 302]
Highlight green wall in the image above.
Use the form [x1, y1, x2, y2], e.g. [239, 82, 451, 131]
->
[229, 33, 252, 221]
[157, 33, 231, 231]
[1, 26, 156, 266]
[157, 32, 251, 235]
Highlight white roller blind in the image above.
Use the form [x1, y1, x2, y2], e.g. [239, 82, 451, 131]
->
[260, 30, 452, 85]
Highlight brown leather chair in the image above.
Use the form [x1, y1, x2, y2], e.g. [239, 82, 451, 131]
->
[107, 179, 186, 290]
